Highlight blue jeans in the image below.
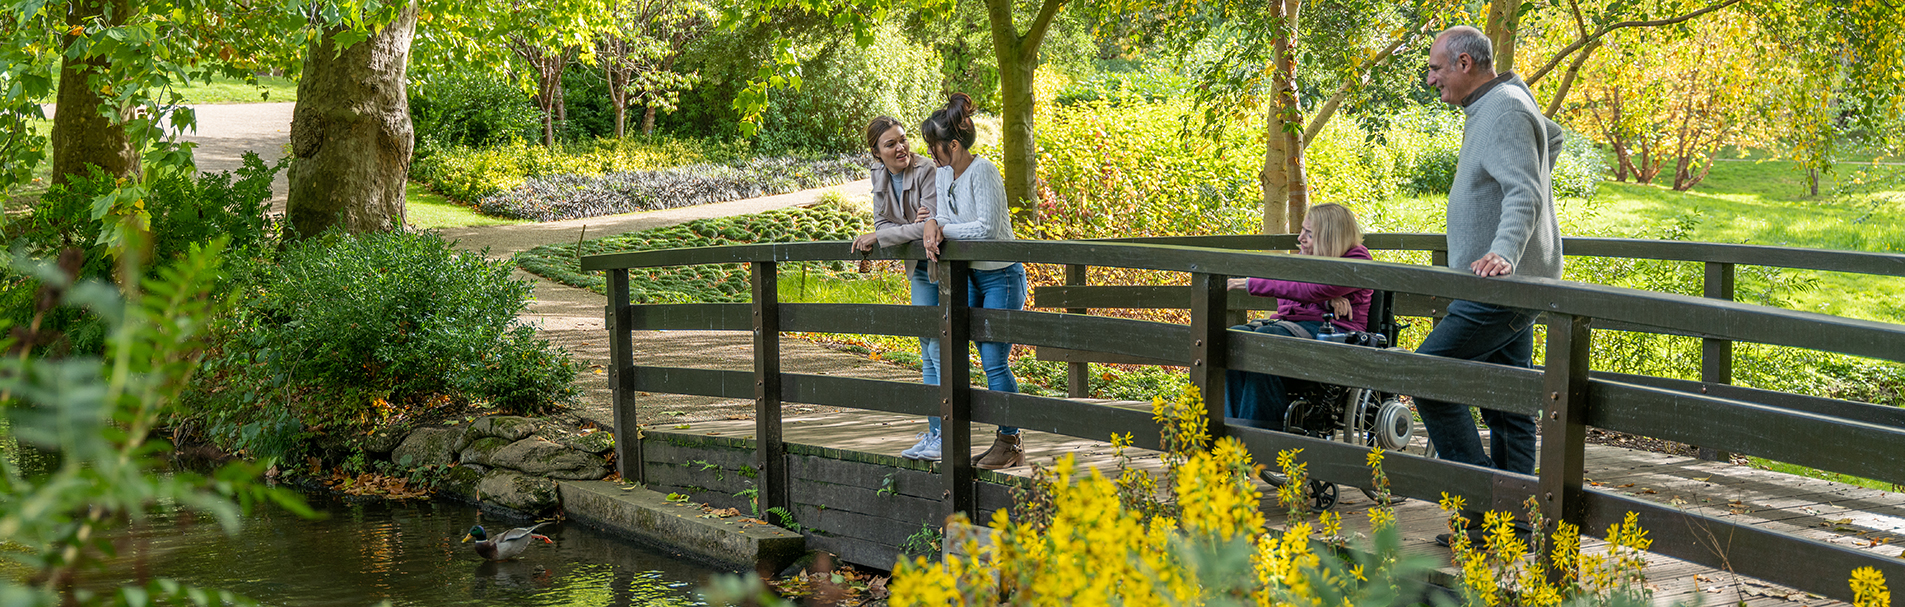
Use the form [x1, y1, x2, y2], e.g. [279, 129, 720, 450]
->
[1224, 320, 1324, 429]
[923, 263, 1027, 435]
[1415, 300, 1539, 474]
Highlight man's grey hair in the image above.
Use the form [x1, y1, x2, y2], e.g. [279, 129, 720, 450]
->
[1440, 26, 1494, 73]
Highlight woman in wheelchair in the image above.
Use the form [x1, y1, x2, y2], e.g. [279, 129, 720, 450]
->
[1223, 203, 1372, 432]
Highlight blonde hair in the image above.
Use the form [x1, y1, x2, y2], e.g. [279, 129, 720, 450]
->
[1306, 203, 1363, 258]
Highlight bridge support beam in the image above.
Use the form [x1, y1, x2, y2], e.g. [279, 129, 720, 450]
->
[939, 260, 975, 518]
[1065, 264, 1089, 398]
[752, 261, 788, 516]
[607, 268, 643, 484]
[1190, 272, 1228, 442]
[1698, 261, 1735, 462]
[1539, 312, 1591, 576]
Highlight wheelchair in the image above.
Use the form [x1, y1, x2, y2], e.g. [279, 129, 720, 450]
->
[1261, 292, 1436, 511]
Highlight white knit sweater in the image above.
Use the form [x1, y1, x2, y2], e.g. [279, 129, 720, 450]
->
[933, 157, 1016, 271]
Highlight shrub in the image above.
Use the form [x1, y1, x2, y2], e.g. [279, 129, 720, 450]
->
[516, 201, 868, 301]
[0, 153, 284, 355]
[408, 68, 542, 151]
[475, 154, 866, 222]
[190, 229, 577, 457]
[752, 24, 942, 155]
[1053, 67, 1189, 106]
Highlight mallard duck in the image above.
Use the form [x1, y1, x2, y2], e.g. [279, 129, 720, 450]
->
[462, 523, 554, 561]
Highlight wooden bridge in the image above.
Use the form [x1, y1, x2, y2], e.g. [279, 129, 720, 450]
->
[581, 233, 1905, 604]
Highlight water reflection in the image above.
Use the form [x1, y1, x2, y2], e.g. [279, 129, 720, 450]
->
[88, 496, 718, 606]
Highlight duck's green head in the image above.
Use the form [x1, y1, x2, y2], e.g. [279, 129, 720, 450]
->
[462, 525, 487, 543]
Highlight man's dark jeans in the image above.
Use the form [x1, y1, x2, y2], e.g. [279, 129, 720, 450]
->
[1415, 299, 1539, 474]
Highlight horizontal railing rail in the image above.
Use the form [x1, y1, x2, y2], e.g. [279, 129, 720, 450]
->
[585, 238, 1905, 601]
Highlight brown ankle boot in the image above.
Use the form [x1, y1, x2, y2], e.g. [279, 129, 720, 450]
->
[973, 432, 1025, 469]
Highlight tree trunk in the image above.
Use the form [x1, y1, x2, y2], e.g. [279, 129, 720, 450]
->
[613, 102, 626, 139]
[642, 106, 657, 136]
[1543, 41, 1599, 118]
[285, 3, 418, 240]
[1259, 0, 1304, 235]
[1485, 0, 1519, 73]
[50, 0, 137, 187]
[996, 48, 1039, 220]
[1808, 167, 1819, 196]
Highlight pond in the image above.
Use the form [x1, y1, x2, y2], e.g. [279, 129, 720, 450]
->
[88, 495, 728, 606]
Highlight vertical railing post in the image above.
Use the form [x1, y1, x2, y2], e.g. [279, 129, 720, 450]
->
[751, 261, 788, 515]
[606, 268, 643, 484]
[1698, 261, 1736, 461]
[939, 260, 975, 517]
[1538, 312, 1591, 572]
[1190, 272, 1229, 441]
[1064, 264, 1089, 398]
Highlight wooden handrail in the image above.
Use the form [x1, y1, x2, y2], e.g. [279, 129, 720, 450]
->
[587, 237, 1905, 601]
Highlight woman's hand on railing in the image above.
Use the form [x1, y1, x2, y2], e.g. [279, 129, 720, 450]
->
[850, 233, 879, 253]
[1226, 278, 1250, 291]
[923, 220, 943, 261]
[1329, 297, 1351, 319]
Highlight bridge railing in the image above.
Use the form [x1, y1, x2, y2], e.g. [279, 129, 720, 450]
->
[582, 237, 1905, 601]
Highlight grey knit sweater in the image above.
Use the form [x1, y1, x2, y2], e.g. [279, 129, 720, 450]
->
[1448, 73, 1565, 280]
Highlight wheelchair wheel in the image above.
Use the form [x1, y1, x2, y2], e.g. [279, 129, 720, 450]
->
[1340, 390, 1435, 504]
[1307, 480, 1339, 512]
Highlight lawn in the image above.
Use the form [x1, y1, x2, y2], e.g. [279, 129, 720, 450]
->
[404, 181, 530, 229]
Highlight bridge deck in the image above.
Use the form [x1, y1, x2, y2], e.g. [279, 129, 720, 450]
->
[605, 393, 1902, 606]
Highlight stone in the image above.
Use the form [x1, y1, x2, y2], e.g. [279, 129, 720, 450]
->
[559, 430, 615, 455]
[362, 425, 409, 454]
[478, 470, 559, 514]
[488, 438, 610, 480]
[460, 436, 512, 467]
[558, 481, 803, 573]
[467, 416, 539, 442]
[392, 427, 464, 468]
[436, 465, 484, 503]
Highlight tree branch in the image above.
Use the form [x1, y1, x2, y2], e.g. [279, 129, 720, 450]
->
[1542, 39, 1599, 117]
[1020, 0, 1069, 56]
[1303, 21, 1426, 144]
[1526, 0, 1744, 85]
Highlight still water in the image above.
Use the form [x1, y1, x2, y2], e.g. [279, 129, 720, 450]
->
[90, 496, 725, 607]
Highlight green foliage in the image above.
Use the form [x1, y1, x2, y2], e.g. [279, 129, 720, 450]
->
[189, 230, 578, 458]
[1023, 99, 1260, 240]
[408, 68, 544, 151]
[516, 201, 867, 300]
[0, 238, 312, 605]
[410, 136, 746, 204]
[0, 153, 285, 355]
[751, 24, 942, 155]
[1053, 63, 1189, 106]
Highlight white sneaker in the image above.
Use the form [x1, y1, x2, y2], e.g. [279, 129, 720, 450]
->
[902, 432, 942, 461]
[901, 432, 931, 459]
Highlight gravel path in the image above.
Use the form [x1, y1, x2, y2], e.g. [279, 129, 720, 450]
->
[44, 102, 296, 213]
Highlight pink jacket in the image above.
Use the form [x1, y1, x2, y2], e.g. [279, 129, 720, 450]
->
[1245, 245, 1374, 332]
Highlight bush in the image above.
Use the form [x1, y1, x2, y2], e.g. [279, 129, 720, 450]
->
[408, 68, 543, 151]
[476, 154, 866, 222]
[752, 24, 942, 155]
[1053, 67, 1189, 106]
[516, 201, 868, 301]
[191, 229, 577, 457]
[410, 136, 747, 204]
[0, 153, 284, 354]
[1381, 105, 1606, 200]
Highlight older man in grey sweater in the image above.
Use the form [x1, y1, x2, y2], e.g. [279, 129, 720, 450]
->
[1418, 26, 1564, 530]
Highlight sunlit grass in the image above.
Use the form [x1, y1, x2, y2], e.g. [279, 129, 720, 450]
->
[171, 74, 299, 104]
[403, 181, 530, 229]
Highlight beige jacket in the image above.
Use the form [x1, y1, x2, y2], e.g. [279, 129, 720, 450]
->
[870, 153, 940, 247]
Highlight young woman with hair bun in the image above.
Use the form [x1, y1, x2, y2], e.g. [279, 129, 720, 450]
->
[851, 116, 947, 462]
[913, 92, 1029, 470]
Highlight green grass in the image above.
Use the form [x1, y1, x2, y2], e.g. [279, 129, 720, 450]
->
[1748, 457, 1903, 493]
[170, 74, 299, 104]
[404, 181, 530, 229]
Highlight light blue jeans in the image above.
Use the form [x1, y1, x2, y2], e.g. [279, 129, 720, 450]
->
[921, 262, 1027, 435]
